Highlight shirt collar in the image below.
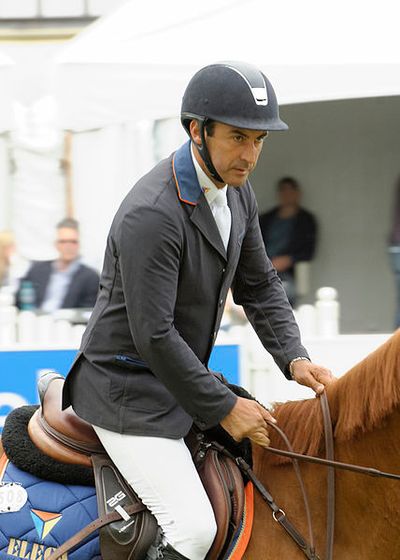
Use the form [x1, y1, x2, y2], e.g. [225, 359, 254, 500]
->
[53, 258, 81, 277]
[190, 143, 227, 205]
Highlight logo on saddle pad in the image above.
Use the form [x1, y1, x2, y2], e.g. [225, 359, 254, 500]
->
[30, 509, 63, 539]
[7, 510, 65, 560]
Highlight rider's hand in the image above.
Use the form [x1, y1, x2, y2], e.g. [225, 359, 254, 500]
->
[291, 360, 336, 394]
[220, 397, 275, 448]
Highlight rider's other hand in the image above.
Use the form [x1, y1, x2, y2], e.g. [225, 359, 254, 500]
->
[220, 397, 275, 448]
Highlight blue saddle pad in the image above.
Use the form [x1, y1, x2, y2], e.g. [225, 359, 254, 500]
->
[0, 458, 100, 559]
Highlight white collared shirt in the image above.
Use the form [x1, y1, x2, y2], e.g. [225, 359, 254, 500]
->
[190, 143, 231, 250]
[41, 258, 81, 313]
[190, 143, 229, 206]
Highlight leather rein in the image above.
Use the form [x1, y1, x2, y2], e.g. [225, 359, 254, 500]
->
[266, 392, 400, 480]
[213, 391, 400, 560]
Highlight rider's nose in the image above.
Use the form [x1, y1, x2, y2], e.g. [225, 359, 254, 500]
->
[240, 143, 258, 167]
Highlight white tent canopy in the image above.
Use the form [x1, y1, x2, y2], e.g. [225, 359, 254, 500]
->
[0, 51, 15, 132]
[53, 0, 400, 131]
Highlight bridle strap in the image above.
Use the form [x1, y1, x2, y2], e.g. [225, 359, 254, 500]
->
[320, 392, 335, 560]
[265, 445, 400, 480]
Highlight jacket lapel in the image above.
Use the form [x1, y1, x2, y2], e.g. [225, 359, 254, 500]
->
[173, 141, 227, 261]
[227, 186, 241, 263]
[190, 196, 227, 260]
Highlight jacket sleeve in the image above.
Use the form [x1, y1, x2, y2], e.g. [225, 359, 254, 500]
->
[232, 189, 309, 379]
[116, 205, 237, 430]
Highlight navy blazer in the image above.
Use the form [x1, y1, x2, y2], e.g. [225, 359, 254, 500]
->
[17, 260, 99, 310]
[63, 142, 309, 438]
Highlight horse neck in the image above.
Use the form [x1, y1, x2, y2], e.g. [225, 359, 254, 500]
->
[249, 408, 400, 560]
[330, 407, 400, 558]
[339, 405, 400, 473]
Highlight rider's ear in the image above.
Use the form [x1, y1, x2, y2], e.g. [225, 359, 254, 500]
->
[189, 120, 202, 147]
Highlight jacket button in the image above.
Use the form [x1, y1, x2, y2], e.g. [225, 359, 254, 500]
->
[222, 267, 226, 274]
[219, 299, 224, 307]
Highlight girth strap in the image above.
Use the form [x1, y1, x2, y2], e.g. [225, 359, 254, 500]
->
[320, 392, 335, 560]
[46, 502, 146, 560]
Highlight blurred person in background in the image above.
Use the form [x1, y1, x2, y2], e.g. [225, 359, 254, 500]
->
[388, 175, 400, 328]
[17, 218, 99, 312]
[259, 177, 318, 306]
[0, 231, 15, 290]
[0, 230, 28, 300]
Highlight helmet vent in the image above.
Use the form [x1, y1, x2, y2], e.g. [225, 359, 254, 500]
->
[223, 63, 269, 106]
[252, 87, 268, 106]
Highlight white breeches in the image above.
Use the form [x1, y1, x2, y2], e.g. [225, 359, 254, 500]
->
[93, 426, 217, 560]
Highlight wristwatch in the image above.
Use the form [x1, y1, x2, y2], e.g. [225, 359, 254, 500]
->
[289, 356, 310, 378]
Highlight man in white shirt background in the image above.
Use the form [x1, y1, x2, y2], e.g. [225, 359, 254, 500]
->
[17, 218, 99, 312]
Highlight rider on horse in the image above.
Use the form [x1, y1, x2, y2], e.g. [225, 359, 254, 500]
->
[62, 61, 333, 560]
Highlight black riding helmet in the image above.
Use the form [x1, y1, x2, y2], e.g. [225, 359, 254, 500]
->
[181, 61, 288, 183]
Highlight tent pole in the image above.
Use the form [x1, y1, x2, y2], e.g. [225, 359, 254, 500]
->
[63, 131, 74, 219]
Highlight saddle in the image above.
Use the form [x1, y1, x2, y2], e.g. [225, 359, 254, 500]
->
[26, 373, 247, 560]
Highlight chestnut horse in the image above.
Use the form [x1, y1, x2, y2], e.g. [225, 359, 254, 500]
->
[244, 331, 400, 560]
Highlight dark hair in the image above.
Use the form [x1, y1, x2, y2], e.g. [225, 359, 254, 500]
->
[204, 119, 216, 137]
[277, 177, 301, 191]
[188, 118, 215, 138]
[56, 218, 79, 231]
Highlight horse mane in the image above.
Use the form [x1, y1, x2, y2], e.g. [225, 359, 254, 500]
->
[267, 331, 400, 464]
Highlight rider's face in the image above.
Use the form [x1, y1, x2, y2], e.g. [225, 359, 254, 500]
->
[190, 121, 268, 188]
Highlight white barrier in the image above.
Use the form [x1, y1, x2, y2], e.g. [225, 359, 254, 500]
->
[219, 325, 391, 407]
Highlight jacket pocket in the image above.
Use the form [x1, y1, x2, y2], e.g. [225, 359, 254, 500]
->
[108, 364, 176, 413]
[113, 354, 148, 370]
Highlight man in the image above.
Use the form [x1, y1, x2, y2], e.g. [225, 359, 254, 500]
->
[17, 218, 99, 312]
[259, 177, 318, 305]
[62, 62, 333, 560]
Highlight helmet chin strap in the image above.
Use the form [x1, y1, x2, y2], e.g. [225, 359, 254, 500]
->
[195, 119, 225, 185]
